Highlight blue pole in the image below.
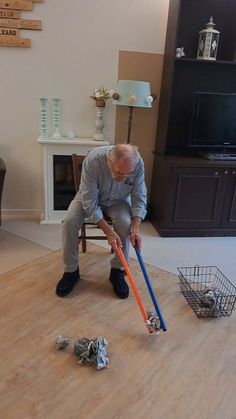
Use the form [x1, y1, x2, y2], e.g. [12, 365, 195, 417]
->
[134, 244, 167, 332]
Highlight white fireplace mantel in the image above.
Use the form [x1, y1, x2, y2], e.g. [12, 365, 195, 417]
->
[38, 137, 110, 224]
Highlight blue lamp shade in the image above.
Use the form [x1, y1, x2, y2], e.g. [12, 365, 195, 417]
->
[113, 80, 153, 108]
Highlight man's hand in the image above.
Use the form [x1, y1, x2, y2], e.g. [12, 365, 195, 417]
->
[97, 218, 122, 250]
[106, 230, 122, 250]
[130, 217, 142, 249]
[130, 230, 142, 249]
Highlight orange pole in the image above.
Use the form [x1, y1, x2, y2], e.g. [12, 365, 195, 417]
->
[115, 245, 148, 323]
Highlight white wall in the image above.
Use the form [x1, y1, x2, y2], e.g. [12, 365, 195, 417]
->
[0, 0, 169, 212]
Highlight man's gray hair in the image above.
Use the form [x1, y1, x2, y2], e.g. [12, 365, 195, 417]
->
[108, 144, 140, 165]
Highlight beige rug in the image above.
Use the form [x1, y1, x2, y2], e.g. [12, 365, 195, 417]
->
[0, 229, 53, 275]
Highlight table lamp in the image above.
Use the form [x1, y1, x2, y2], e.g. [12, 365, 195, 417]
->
[112, 80, 155, 144]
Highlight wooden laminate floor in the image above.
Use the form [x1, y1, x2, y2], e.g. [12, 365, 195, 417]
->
[0, 244, 235, 419]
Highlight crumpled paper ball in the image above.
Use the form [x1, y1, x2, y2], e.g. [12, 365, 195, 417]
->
[146, 312, 162, 334]
[55, 335, 71, 350]
[74, 337, 109, 370]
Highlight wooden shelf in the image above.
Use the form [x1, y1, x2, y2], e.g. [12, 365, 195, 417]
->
[175, 58, 236, 65]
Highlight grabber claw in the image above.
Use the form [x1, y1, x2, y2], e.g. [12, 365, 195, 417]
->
[114, 244, 157, 333]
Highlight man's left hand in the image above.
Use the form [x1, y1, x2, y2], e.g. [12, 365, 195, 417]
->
[130, 216, 142, 249]
[130, 230, 142, 249]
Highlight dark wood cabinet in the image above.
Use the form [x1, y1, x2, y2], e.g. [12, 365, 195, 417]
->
[221, 169, 236, 229]
[0, 158, 6, 226]
[150, 156, 236, 236]
[150, 0, 236, 236]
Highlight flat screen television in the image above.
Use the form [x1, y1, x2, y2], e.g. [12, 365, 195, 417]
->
[189, 92, 236, 151]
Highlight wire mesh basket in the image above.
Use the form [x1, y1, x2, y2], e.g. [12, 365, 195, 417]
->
[177, 265, 236, 318]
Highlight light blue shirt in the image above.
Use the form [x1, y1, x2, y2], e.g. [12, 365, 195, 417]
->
[78, 146, 147, 223]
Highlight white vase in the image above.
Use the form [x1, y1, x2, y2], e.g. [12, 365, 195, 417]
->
[93, 103, 105, 141]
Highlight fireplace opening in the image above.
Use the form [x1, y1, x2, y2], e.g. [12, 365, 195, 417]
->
[53, 155, 76, 210]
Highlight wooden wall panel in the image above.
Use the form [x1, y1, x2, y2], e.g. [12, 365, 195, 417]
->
[115, 50, 164, 195]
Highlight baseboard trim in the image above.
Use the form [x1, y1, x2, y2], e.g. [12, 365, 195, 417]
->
[2, 209, 41, 221]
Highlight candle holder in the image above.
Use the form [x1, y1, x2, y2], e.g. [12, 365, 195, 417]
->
[38, 96, 49, 140]
[51, 97, 63, 140]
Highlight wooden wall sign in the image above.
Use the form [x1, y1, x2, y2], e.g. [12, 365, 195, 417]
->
[0, 18, 42, 29]
[0, 27, 19, 35]
[0, 0, 44, 48]
[0, 35, 30, 47]
[0, 9, 21, 18]
[0, 1, 33, 11]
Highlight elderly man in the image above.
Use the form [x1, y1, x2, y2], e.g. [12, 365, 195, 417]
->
[56, 143, 147, 299]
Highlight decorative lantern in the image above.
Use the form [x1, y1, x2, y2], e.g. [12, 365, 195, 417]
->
[197, 16, 220, 61]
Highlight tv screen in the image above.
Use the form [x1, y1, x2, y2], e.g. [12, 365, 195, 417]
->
[189, 92, 236, 150]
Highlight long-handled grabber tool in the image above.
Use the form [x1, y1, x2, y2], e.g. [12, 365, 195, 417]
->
[134, 243, 167, 332]
[115, 244, 162, 334]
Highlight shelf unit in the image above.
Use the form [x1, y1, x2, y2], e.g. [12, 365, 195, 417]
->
[176, 58, 236, 65]
[150, 0, 236, 237]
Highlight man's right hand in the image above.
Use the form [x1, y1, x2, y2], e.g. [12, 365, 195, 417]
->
[97, 218, 122, 250]
[106, 230, 122, 250]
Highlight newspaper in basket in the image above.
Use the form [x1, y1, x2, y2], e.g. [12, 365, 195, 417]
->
[177, 265, 236, 318]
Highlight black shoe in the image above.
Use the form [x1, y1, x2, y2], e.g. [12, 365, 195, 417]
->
[56, 268, 80, 297]
[109, 268, 129, 299]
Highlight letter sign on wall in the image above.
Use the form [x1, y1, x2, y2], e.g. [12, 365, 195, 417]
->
[0, 0, 44, 48]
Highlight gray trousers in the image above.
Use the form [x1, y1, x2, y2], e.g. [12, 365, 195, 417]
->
[62, 194, 132, 272]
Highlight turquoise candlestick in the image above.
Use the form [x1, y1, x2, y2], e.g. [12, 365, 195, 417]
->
[51, 97, 63, 140]
[39, 96, 49, 140]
